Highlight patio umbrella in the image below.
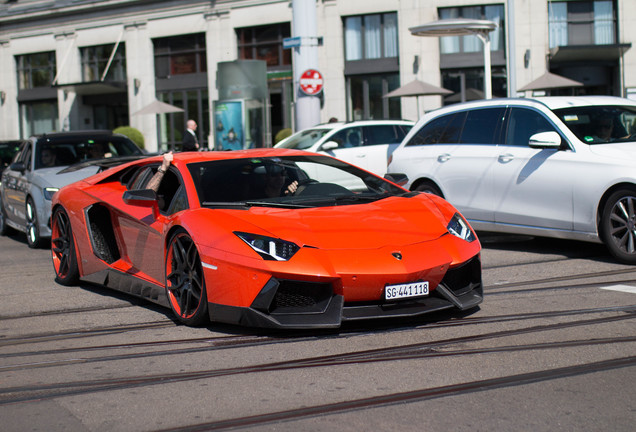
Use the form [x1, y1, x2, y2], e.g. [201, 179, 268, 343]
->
[133, 100, 184, 116]
[444, 88, 485, 103]
[383, 79, 453, 115]
[519, 71, 583, 92]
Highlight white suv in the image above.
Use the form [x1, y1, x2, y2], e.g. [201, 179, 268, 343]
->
[275, 120, 413, 176]
[388, 96, 636, 263]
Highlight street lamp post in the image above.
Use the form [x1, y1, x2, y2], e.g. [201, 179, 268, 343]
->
[410, 19, 498, 99]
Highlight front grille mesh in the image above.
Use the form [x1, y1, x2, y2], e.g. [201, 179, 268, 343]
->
[271, 280, 332, 313]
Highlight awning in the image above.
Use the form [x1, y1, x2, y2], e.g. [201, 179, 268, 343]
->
[53, 81, 127, 95]
[549, 43, 631, 63]
[519, 71, 583, 92]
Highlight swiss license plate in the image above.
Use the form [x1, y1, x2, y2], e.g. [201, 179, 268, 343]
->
[385, 281, 429, 300]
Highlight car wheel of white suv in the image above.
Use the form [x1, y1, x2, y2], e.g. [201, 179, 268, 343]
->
[600, 188, 636, 264]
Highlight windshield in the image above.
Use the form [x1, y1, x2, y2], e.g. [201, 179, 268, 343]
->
[35, 135, 143, 169]
[275, 128, 333, 150]
[188, 155, 406, 208]
[553, 105, 636, 144]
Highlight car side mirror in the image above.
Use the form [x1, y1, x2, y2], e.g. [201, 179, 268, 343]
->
[384, 173, 409, 187]
[529, 131, 562, 149]
[123, 189, 159, 219]
[320, 141, 339, 152]
[9, 161, 26, 173]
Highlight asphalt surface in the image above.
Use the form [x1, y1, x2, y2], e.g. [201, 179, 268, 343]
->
[1, 230, 635, 431]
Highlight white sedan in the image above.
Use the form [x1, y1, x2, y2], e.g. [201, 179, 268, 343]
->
[275, 120, 413, 176]
[388, 96, 636, 263]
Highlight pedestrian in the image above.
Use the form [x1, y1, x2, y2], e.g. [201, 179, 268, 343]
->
[182, 119, 199, 151]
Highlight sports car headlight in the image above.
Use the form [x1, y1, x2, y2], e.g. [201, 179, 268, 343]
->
[234, 231, 300, 261]
[447, 213, 476, 242]
[43, 187, 60, 200]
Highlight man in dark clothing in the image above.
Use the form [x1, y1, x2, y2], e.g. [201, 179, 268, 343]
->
[182, 119, 199, 151]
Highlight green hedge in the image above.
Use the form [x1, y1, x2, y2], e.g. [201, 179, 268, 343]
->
[274, 128, 292, 144]
[113, 126, 145, 150]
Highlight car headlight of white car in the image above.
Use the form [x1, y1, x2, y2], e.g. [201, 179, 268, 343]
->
[43, 187, 60, 200]
[447, 213, 476, 242]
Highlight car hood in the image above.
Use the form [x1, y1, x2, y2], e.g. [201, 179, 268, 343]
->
[213, 195, 450, 250]
[588, 141, 636, 161]
[34, 165, 100, 189]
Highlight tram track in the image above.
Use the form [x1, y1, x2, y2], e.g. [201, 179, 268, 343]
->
[158, 355, 636, 432]
[1, 307, 634, 404]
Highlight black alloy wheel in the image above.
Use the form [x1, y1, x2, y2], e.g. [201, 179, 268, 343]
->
[165, 229, 208, 326]
[51, 206, 79, 285]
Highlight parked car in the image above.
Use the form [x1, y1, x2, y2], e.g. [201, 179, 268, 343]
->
[0, 140, 23, 178]
[0, 130, 144, 248]
[274, 120, 414, 176]
[388, 96, 636, 264]
[51, 149, 482, 329]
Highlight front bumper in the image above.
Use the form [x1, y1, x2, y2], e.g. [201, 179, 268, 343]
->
[208, 254, 483, 329]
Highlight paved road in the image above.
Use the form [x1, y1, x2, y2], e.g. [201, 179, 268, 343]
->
[1, 231, 635, 431]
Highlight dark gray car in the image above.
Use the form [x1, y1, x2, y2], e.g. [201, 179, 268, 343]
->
[0, 130, 144, 248]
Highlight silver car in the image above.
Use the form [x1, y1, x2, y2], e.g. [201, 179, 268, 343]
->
[388, 96, 636, 263]
[0, 130, 144, 248]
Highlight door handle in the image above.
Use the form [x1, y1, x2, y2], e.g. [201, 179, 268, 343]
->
[437, 153, 451, 163]
[498, 153, 514, 163]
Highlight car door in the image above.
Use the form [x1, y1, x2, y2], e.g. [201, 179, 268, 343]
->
[3, 141, 32, 227]
[401, 108, 504, 222]
[492, 107, 573, 230]
[358, 124, 411, 175]
[115, 165, 167, 284]
[319, 126, 365, 167]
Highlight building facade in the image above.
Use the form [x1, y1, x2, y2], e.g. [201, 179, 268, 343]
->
[1, 0, 634, 152]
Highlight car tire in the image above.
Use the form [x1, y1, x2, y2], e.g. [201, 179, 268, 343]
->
[26, 197, 42, 248]
[165, 229, 208, 326]
[414, 181, 443, 197]
[51, 206, 80, 286]
[0, 197, 11, 236]
[600, 188, 636, 264]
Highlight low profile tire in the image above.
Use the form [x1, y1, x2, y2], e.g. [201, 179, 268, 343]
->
[600, 189, 636, 264]
[414, 181, 443, 197]
[26, 197, 42, 248]
[51, 206, 79, 286]
[165, 229, 208, 326]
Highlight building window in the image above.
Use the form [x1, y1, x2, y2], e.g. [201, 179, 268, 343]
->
[20, 101, 59, 137]
[16, 52, 56, 89]
[154, 34, 206, 78]
[236, 23, 291, 69]
[347, 73, 401, 121]
[438, 5, 505, 54]
[344, 12, 398, 61]
[343, 13, 400, 121]
[81, 43, 126, 82]
[548, 1, 616, 48]
[442, 67, 507, 103]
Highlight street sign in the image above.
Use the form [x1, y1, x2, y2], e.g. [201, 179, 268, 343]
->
[299, 69, 324, 95]
[283, 37, 302, 49]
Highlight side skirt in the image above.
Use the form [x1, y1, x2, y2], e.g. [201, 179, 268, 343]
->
[82, 269, 170, 308]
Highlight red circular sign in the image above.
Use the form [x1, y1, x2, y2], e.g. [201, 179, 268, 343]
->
[299, 69, 324, 95]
